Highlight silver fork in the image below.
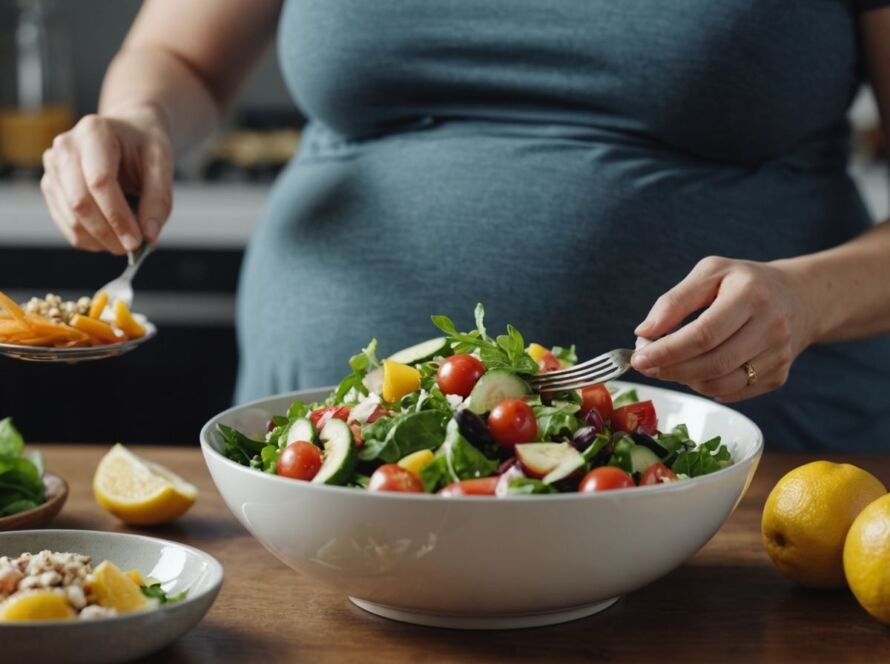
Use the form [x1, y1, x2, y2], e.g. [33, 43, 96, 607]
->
[94, 241, 152, 317]
[527, 348, 635, 392]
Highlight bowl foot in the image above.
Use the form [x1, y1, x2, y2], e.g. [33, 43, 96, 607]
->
[349, 596, 620, 630]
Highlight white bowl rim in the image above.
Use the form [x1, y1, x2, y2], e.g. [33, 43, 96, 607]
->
[200, 380, 764, 503]
[0, 529, 224, 628]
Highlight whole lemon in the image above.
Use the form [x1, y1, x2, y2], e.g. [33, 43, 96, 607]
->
[844, 493, 890, 624]
[761, 461, 886, 588]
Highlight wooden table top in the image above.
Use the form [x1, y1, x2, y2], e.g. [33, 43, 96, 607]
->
[32, 445, 890, 663]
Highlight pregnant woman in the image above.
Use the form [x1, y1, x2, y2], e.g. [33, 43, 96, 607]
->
[40, 1, 890, 451]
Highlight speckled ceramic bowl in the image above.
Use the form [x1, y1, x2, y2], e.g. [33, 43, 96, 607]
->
[0, 530, 223, 663]
[202, 381, 762, 629]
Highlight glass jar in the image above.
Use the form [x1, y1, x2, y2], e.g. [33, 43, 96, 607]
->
[0, 0, 75, 171]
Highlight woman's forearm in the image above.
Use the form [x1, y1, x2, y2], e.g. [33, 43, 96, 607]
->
[779, 218, 890, 344]
[99, 46, 221, 152]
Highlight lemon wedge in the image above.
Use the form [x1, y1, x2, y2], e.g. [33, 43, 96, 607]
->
[0, 590, 75, 621]
[94, 444, 197, 525]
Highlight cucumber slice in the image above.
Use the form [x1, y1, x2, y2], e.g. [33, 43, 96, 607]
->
[285, 417, 317, 447]
[629, 444, 661, 474]
[467, 370, 530, 415]
[312, 419, 357, 485]
[388, 337, 450, 365]
[543, 447, 585, 485]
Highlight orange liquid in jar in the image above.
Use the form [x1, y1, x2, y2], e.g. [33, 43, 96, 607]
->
[0, 105, 74, 168]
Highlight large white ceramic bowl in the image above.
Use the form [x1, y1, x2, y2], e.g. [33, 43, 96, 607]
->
[201, 381, 762, 629]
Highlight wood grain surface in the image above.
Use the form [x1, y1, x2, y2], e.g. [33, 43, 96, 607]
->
[33, 445, 890, 664]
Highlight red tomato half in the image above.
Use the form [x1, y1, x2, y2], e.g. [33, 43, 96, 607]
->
[436, 354, 486, 397]
[277, 441, 322, 481]
[310, 405, 351, 430]
[368, 464, 425, 493]
[611, 400, 658, 436]
[487, 399, 538, 448]
[537, 351, 561, 373]
[438, 477, 500, 496]
[580, 384, 613, 421]
[639, 463, 678, 486]
[578, 466, 635, 492]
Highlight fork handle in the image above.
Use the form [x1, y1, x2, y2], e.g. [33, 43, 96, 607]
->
[123, 241, 152, 281]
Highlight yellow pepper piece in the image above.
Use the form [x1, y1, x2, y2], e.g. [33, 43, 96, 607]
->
[113, 300, 146, 339]
[89, 291, 108, 319]
[382, 359, 422, 403]
[398, 449, 435, 476]
[0, 590, 75, 622]
[87, 561, 148, 613]
[125, 569, 146, 586]
[527, 343, 549, 363]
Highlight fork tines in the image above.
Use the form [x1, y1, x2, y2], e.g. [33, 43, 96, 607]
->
[527, 349, 634, 392]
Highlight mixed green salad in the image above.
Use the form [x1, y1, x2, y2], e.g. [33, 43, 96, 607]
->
[0, 418, 46, 515]
[220, 305, 734, 496]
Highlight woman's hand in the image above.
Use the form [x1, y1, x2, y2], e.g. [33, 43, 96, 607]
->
[630, 256, 817, 403]
[40, 107, 173, 254]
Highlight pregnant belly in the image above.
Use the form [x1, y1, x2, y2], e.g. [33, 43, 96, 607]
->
[238, 121, 867, 388]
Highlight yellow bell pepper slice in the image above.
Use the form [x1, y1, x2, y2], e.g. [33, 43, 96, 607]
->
[382, 360, 421, 403]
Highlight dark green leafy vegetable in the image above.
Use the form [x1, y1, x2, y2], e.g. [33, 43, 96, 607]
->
[506, 478, 558, 495]
[671, 437, 732, 477]
[217, 423, 266, 466]
[0, 418, 45, 517]
[420, 419, 498, 492]
[140, 583, 188, 605]
[358, 410, 449, 463]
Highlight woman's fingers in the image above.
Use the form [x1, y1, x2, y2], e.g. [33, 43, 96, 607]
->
[78, 118, 143, 251]
[693, 346, 790, 403]
[40, 171, 104, 252]
[634, 256, 730, 339]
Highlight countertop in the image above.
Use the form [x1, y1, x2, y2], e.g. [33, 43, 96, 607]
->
[33, 444, 890, 664]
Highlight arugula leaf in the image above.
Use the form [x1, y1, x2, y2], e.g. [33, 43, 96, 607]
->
[551, 345, 577, 364]
[286, 401, 312, 421]
[506, 478, 558, 495]
[420, 419, 498, 492]
[656, 424, 696, 457]
[611, 389, 639, 409]
[217, 423, 266, 466]
[358, 410, 449, 463]
[431, 305, 538, 375]
[670, 437, 732, 477]
[0, 418, 24, 458]
[140, 583, 188, 605]
[333, 339, 379, 403]
[534, 401, 581, 441]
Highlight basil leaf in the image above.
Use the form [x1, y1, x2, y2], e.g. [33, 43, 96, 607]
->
[0, 418, 24, 458]
[670, 437, 732, 477]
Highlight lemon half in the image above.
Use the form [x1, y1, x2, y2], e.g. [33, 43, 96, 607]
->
[94, 444, 197, 526]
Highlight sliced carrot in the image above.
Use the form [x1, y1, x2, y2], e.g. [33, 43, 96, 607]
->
[0, 291, 30, 328]
[70, 314, 122, 345]
[112, 300, 145, 339]
[89, 291, 108, 319]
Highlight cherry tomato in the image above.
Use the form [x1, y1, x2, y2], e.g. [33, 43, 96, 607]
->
[639, 463, 678, 486]
[310, 405, 351, 430]
[537, 351, 561, 373]
[277, 441, 322, 481]
[487, 399, 538, 447]
[611, 400, 658, 435]
[436, 354, 486, 397]
[438, 477, 500, 496]
[578, 466, 635, 492]
[368, 464, 425, 493]
[580, 384, 613, 421]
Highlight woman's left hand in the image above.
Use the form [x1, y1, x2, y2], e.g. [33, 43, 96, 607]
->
[630, 256, 817, 403]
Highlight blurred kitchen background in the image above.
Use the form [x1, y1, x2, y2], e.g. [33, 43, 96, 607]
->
[0, 0, 887, 444]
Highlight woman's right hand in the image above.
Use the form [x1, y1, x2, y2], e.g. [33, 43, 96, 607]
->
[41, 107, 173, 254]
